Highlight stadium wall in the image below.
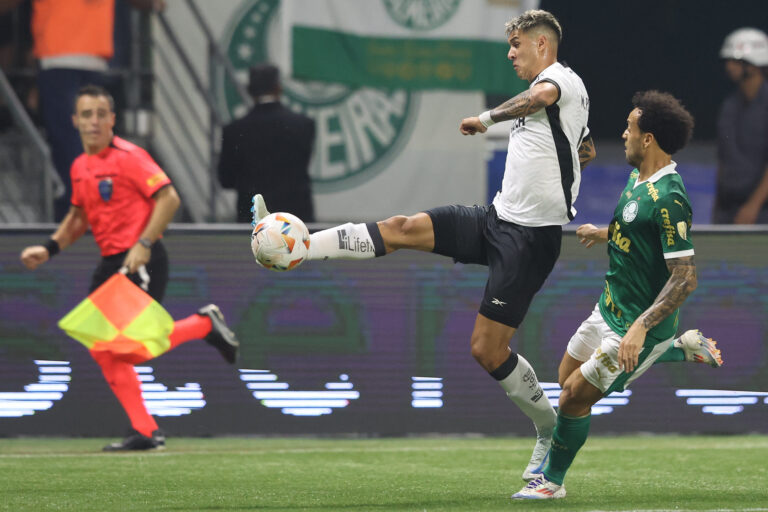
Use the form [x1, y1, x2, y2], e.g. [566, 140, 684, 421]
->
[1, 227, 766, 437]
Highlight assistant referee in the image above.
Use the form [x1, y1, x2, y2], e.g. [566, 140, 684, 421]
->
[21, 85, 239, 451]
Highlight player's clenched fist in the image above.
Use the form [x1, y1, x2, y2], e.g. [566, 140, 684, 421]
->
[459, 117, 487, 135]
[20, 246, 50, 270]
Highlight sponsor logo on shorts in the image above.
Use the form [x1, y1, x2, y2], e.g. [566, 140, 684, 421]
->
[595, 347, 618, 373]
[337, 229, 375, 253]
[491, 298, 506, 307]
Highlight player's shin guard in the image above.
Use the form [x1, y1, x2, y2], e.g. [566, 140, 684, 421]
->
[307, 222, 386, 260]
[493, 353, 556, 434]
[91, 351, 158, 437]
[543, 412, 591, 485]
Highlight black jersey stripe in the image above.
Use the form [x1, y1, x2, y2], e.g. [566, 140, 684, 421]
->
[545, 103, 575, 221]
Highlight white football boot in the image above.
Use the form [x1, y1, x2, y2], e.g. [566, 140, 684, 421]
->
[677, 330, 723, 368]
[512, 474, 565, 499]
[522, 429, 552, 481]
[250, 194, 270, 225]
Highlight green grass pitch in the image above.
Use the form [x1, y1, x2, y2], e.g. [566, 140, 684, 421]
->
[1, 435, 766, 511]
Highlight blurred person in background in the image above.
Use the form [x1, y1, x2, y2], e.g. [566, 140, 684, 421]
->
[0, 0, 163, 220]
[713, 27, 768, 224]
[20, 85, 238, 451]
[219, 63, 316, 223]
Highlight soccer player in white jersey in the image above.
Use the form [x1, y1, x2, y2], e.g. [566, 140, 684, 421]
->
[252, 9, 594, 484]
[512, 91, 710, 500]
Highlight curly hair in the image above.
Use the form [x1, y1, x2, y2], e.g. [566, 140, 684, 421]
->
[632, 91, 694, 155]
[505, 9, 562, 44]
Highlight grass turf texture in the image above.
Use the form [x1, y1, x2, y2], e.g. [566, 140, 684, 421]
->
[0, 435, 766, 511]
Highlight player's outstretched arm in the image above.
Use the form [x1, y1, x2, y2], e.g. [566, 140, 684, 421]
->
[459, 81, 558, 136]
[20, 205, 88, 270]
[618, 256, 698, 371]
[490, 81, 559, 122]
[576, 224, 608, 248]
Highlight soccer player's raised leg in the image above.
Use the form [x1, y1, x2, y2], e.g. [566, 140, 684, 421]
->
[654, 329, 722, 367]
[559, 329, 723, 388]
[253, 192, 436, 261]
[305, 213, 436, 260]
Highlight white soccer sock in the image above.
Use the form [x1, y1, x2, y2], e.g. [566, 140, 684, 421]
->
[307, 222, 385, 260]
[497, 355, 556, 434]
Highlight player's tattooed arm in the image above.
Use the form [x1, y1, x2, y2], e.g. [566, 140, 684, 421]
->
[638, 256, 698, 330]
[578, 135, 596, 169]
[489, 82, 559, 122]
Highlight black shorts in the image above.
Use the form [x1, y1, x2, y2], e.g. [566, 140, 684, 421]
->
[89, 240, 169, 303]
[425, 204, 562, 328]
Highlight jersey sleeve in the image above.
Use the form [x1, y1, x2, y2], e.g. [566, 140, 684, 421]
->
[655, 192, 694, 259]
[125, 149, 172, 198]
[70, 161, 84, 208]
[534, 69, 562, 104]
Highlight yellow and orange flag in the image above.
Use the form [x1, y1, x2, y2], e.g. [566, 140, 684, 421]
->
[58, 273, 173, 364]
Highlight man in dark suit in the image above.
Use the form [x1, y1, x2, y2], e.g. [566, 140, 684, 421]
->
[219, 64, 316, 223]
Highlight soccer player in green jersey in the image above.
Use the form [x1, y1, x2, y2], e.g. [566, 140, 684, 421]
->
[513, 91, 720, 499]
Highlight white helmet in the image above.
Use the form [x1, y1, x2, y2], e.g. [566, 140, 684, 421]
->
[720, 28, 768, 66]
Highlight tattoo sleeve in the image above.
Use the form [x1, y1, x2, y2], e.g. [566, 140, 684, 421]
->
[638, 256, 698, 330]
[578, 135, 596, 169]
[490, 89, 550, 122]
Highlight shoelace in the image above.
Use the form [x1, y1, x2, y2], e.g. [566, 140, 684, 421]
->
[525, 477, 544, 489]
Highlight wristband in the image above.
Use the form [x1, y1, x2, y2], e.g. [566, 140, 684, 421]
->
[137, 237, 152, 249]
[479, 110, 495, 128]
[43, 239, 60, 257]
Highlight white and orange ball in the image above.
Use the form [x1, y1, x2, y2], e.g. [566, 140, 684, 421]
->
[250, 212, 310, 271]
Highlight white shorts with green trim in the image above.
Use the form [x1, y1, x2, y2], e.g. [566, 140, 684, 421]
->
[572, 305, 672, 394]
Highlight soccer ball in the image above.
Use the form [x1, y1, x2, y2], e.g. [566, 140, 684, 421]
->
[250, 212, 310, 271]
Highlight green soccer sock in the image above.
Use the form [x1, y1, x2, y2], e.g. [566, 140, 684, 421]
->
[542, 411, 591, 485]
[654, 338, 686, 363]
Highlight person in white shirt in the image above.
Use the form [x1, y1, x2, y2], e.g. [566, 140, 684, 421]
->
[252, 9, 595, 486]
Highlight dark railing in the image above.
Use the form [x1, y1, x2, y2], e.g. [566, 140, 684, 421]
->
[0, 68, 64, 222]
[153, 0, 252, 221]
